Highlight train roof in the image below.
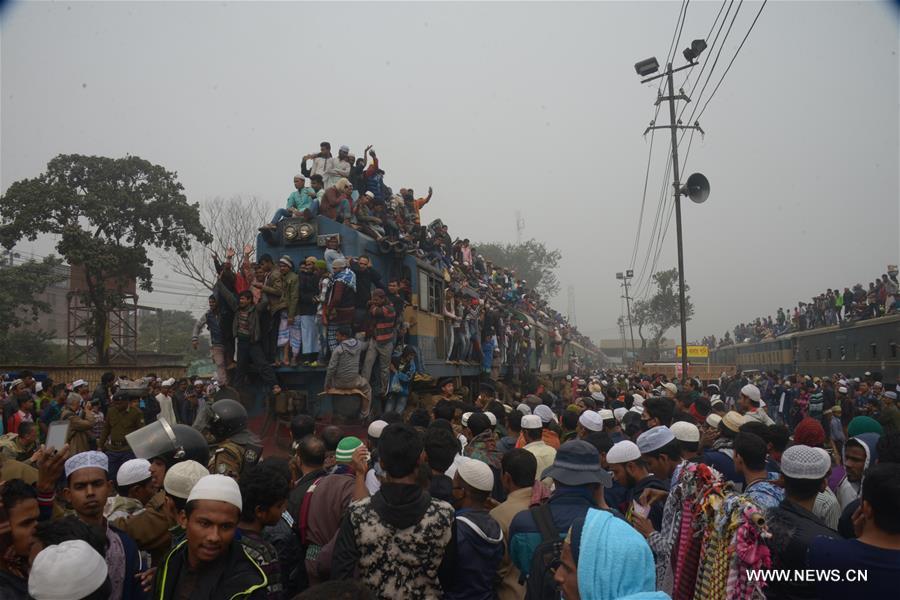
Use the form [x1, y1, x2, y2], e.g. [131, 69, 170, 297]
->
[716, 312, 900, 350]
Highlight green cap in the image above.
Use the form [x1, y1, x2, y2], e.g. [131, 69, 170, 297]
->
[848, 416, 883, 438]
[335, 436, 364, 463]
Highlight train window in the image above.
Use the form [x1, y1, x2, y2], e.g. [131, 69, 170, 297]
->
[418, 272, 443, 314]
[892, 343, 898, 358]
[871, 343, 877, 358]
[826, 347, 832, 359]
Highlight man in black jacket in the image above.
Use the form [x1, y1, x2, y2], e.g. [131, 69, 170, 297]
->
[765, 444, 840, 600]
[154, 474, 267, 600]
[351, 256, 384, 332]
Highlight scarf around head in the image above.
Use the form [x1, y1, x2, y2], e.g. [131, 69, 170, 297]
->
[333, 268, 357, 291]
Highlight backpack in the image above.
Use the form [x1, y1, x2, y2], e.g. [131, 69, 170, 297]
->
[523, 503, 562, 600]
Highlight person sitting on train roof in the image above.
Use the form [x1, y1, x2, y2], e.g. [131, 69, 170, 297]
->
[261, 174, 318, 231]
[319, 178, 353, 223]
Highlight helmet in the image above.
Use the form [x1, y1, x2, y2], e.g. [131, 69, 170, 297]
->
[208, 399, 248, 441]
[126, 421, 210, 468]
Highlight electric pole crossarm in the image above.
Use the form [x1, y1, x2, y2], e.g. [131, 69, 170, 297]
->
[643, 124, 703, 135]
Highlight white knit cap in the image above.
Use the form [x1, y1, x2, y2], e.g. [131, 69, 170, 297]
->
[534, 404, 557, 424]
[456, 457, 494, 492]
[187, 474, 242, 511]
[64, 451, 108, 478]
[29, 540, 108, 600]
[671, 421, 700, 443]
[606, 440, 642, 464]
[578, 410, 603, 432]
[521, 414, 543, 430]
[117, 458, 152, 487]
[781, 445, 831, 479]
[516, 403, 532, 415]
[164, 460, 210, 500]
[613, 407, 628, 423]
[741, 384, 762, 404]
[637, 426, 675, 454]
[367, 420, 389, 439]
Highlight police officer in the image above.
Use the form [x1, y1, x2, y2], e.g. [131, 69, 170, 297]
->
[207, 398, 263, 478]
[113, 421, 211, 564]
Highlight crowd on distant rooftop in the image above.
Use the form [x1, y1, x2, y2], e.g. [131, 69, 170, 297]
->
[701, 269, 898, 347]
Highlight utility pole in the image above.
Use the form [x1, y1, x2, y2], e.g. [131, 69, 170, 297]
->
[616, 270, 637, 363]
[515, 210, 525, 244]
[635, 41, 710, 384]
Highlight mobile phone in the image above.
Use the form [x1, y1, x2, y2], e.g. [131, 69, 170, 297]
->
[46, 420, 70, 452]
[632, 499, 651, 519]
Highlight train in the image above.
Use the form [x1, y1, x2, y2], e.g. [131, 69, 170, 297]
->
[255, 214, 605, 413]
[708, 313, 900, 380]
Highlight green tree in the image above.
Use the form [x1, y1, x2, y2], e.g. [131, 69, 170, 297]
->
[0, 330, 66, 364]
[632, 268, 694, 361]
[476, 239, 562, 298]
[0, 255, 65, 328]
[0, 154, 212, 365]
[137, 309, 208, 360]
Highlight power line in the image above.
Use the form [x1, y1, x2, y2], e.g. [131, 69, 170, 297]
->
[677, 0, 737, 124]
[694, 0, 768, 122]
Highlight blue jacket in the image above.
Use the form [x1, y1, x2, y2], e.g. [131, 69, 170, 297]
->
[508, 486, 597, 577]
[445, 509, 504, 600]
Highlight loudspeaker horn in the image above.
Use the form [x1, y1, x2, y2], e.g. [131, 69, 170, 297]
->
[681, 172, 710, 204]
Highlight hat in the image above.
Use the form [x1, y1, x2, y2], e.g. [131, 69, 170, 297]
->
[64, 451, 108, 478]
[710, 395, 725, 409]
[598, 409, 615, 422]
[578, 410, 603, 432]
[364, 191, 375, 199]
[187, 474, 242, 511]
[781, 445, 831, 479]
[485, 412, 498, 426]
[722, 411, 746, 433]
[706, 413, 722, 429]
[534, 405, 557, 424]
[848, 416, 883, 437]
[838, 386, 848, 394]
[332, 258, 348, 270]
[613, 407, 627, 423]
[29, 540, 108, 600]
[541, 440, 612, 487]
[164, 460, 210, 499]
[884, 391, 898, 401]
[461, 412, 473, 427]
[606, 440, 642, 464]
[637, 426, 676, 454]
[339, 144, 350, 153]
[457, 457, 494, 492]
[335, 436, 364, 463]
[117, 458, 152, 487]
[741, 384, 762, 405]
[629, 405, 644, 415]
[34, 381, 43, 393]
[671, 421, 700, 443]
[72, 379, 88, 389]
[830, 405, 843, 415]
[367, 420, 388, 440]
[279, 255, 294, 268]
[632, 394, 645, 408]
[793, 418, 826, 447]
[193, 380, 204, 386]
[521, 414, 543, 430]
[590, 392, 605, 403]
[161, 378, 175, 387]
[662, 382, 678, 395]
[516, 403, 532, 415]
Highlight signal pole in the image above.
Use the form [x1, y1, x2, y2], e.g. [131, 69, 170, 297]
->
[616, 270, 636, 363]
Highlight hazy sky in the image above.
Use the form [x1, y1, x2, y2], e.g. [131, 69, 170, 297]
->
[3, 0, 899, 344]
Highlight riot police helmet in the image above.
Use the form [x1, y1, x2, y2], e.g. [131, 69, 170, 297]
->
[126, 421, 210, 468]
[208, 398, 248, 441]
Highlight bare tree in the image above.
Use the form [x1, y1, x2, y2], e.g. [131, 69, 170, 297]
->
[168, 195, 270, 290]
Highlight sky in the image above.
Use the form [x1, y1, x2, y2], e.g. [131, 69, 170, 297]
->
[2, 0, 899, 345]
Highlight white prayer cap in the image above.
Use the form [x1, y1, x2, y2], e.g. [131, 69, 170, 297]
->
[637, 426, 675, 454]
[597, 409, 615, 422]
[632, 394, 645, 408]
[741, 384, 762, 404]
[671, 421, 700, 443]
[187, 474, 242, 511]
[117, 458, 152, 487]
[72, 379, 88, 389]
[578, 410, 603, 432]
[521, 414, 543, 430]
[534, 404, 557, 424]
[606, 440, 642, 464]
[613, 407, 628, 423]
[706, 413, 723, 429]
[516, 403, 532, 415]
[662, 382, 678, 395]
[461, 412, 473, 427]
[781, 445, 831, 480]
[485, 412, 498, 426]
[29, 540, 108, 600]
[367, 420, 389, 439]
[457, 457, 494, 492]
[64, 451, 108, 478]
[161, 378, 175, 387]
[164, 460, 210, 500]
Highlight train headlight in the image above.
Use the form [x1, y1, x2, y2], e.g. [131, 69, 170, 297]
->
[283, 225, 298, 241]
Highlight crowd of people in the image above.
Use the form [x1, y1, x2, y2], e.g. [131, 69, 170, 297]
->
[702, 268, 898, 347]
[2, 364, 899, 599]
[192, 141, 596, 415]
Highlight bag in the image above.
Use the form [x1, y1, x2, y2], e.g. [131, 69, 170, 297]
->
[523, 503, 562, 600]
[296, 477, 325, 546]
